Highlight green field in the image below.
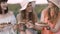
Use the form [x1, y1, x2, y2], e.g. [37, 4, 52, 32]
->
[8, 4, 48, 18]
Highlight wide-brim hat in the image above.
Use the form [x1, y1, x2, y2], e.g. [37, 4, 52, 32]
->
[48, 0, 60, 8]
[20, 0, 35, 11]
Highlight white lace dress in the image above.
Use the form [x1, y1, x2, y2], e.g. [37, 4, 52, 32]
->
[0, 15, 16, 34]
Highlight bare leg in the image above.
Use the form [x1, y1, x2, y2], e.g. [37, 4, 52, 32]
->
[26, 29, 33, 34]
[19, 31, 26, 34]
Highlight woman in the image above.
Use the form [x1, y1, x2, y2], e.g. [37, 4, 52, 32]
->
[0, 0, 17, 34]
[17, 0, 38, 34]
[39, 0, 60, 34]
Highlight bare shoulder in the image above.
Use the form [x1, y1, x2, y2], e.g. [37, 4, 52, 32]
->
[42, 8, 48, 13]
[17, 13, 21, 18]
[41, 7, 48, 15]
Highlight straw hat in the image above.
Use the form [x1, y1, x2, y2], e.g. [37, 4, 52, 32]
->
[48, 0, 60, 8]
[20, 0, 35, 11]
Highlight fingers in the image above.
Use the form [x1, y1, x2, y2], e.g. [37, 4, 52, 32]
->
[35, 23, 49, 27]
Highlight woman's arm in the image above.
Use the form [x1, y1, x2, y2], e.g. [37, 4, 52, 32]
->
[17, 13, 26, 31]
[33, 10, 46, 30]
[17, 14, 21, 24]
[46, 17, 60, 33]
[34, 8, 49, 30]
[50, 19, 60, 33]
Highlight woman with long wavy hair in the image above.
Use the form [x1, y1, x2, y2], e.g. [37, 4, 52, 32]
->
[17, 0, 38, 34]
[39, 0, 60, 34]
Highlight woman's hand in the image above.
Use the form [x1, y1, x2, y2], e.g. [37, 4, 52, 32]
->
[35, 22, 49, 27]
[0, 25, 4, 28]
[13, 24, 18, 31]
[26, 22, 34, 28]
[36, 22, 51, 30]
[0, 22, 11, 30]
[18, 22, 26, 31]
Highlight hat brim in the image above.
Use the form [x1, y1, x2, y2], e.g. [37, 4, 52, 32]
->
[20, 2, 28, 10]
[49, 0, 60, 8]
[20, 1, 35, 11]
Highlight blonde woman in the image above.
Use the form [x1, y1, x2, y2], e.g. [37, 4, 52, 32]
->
[17, 0, 38, 34]
[39, 0, 60, 34]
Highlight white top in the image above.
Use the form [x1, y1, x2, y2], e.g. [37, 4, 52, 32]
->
[0, 15, 16, 25]
[0, 14, 16, 32]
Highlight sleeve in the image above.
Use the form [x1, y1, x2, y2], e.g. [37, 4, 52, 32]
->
[11, 15, 16, 25]
[50, 18, 60, 33]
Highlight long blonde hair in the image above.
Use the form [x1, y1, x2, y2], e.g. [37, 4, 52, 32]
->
[48, 4, 59, 22]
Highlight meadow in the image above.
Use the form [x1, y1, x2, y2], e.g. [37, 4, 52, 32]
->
[8, 4, 47, 18]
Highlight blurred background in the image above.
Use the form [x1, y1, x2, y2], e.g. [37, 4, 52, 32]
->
[7, 0, 48, 34]
[8, 0, 48, 18]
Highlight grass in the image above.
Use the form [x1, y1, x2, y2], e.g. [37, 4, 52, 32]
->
[8, 4, 47, 18]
